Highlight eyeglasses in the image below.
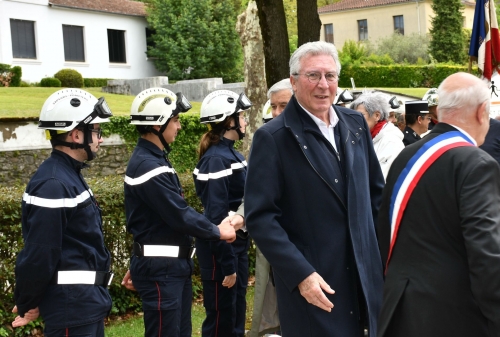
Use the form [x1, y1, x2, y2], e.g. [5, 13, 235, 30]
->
[239, 115, 249, 123]
[90, 128, 103, 139]
[295, 72, 339, 84]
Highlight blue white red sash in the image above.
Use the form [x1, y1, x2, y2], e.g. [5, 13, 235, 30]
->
[386, 131, 474, 271]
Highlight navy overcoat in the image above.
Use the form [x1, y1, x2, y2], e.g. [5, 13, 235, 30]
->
[245, 95, 385, 336]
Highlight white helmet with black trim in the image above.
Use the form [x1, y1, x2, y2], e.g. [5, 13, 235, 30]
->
[130, 87, 192, 152]
[262, 100, 272, 123]
[422, 88, 438, 107]
[39, 88, 111, 132]
[200, 90, 252, 140]
[38, 88, 113, 161]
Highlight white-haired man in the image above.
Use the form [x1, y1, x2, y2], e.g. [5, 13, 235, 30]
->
[377, 72, 500, 337]
[245, 41, 385, 336]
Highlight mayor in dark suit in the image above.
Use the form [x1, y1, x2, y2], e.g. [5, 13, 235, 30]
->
[377, 72, 500, 337]
[245, 41, 385, 337]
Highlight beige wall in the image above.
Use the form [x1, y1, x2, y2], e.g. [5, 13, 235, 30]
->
[319, 1, 475, 51]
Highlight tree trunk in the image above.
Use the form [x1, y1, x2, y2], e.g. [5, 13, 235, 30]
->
[255, 0, 290, 89]
[297, 0, 321, 46]
[236, 1, 267, 157]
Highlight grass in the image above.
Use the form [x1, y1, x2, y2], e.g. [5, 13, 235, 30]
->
[105, 285, 255, 337]
[0, 87, 202, 118]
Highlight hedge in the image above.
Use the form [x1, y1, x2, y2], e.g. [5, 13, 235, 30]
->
[338, 64, 480, 88]
[84, 78, 112, 87]
[0, 64, 22, 88]
[40, 77, 61, 88]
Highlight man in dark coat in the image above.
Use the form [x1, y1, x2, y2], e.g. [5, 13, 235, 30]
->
[402, 100, 430, 146]
[245, 41, 385, 337]
[479, 117, 500, 165]
[377, 72, 500, 337]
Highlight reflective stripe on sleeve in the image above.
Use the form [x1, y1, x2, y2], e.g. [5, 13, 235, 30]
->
[23, 190, 92, 208]
[193, 161, 247, 181]
[124, 166, 177, 186]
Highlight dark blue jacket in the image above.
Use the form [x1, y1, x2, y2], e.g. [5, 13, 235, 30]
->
[15, 150, 112, 328]
[125, 138, 220, 281]
[479, 118, 500, 165]
[245, 96, 385, 336]
[193, 138, 247, 280]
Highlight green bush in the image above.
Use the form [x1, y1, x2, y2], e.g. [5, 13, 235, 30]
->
[40, 77, 61, 87]
[0, 63, 10, 74]
[19, 81, 31, 87]
[339, 64, 480, 88]
[10, 66, 22, 87]
[54, 68, 83, 88]
[84, 78, 112, 87]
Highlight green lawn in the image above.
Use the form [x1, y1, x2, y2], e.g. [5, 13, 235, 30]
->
[0, 87, 202, 118]
[105, 286, 255, 337]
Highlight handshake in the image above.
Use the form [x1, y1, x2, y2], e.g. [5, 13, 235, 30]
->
[218, 212, 245, 243]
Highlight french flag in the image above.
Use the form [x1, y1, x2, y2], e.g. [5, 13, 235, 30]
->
[469, 0, 500, 81]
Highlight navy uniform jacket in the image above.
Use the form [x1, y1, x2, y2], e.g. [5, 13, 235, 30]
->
[402, 126, 421, 146]
[245, 96, 385, 336]
[479, 118, 500, 165]
[15, 150, 112, 328]
[124, 138, 220, 281]
[378, 123, 500, 337]
[193, 138, 248, 280]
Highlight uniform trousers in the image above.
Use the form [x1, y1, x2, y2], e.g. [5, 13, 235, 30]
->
[134, 276, 193, 337]
[202, 248, 248, 337]
[44, 320, 104, 337]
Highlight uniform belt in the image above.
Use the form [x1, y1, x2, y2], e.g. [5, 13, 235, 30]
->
[133, 242, 196, 258]
[52, 271, 114, 286]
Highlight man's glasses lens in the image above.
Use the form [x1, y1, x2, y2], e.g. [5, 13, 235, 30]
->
[91, 128, 102, 139]
[301, 72, 338, 84]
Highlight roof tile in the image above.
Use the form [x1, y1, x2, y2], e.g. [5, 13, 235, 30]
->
[49, 0, 146, 17]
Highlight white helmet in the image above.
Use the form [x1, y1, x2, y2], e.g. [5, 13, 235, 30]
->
[130, 88, 178, 125]
[38, 88, 111, 132]
[200, 90, 252, 124]
[262, 100, 272, 123]
[422, 88, 438, 107]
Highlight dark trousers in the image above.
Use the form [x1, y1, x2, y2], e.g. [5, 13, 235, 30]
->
[44, 320, 104, 337]
[202, 250, 248, 337]
[134, 276, 193, 337]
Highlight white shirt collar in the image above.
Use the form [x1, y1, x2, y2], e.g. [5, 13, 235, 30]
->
[298, 102, 339, 129]
[449, 124, 477, 146]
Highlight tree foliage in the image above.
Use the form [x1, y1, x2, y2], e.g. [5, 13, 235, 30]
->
[429, 0, 466, 63]
[373, 33, 430, 64]
[145, 0, 243, 82]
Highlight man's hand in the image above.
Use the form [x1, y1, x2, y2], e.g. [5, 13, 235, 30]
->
[121, 269, 136, 291]
[222, 273, 237, 288]
[298, 272, 335, 312]
[229, 214, 245, 231]
[218, 221, 236, 243]
[12, 306, 39, 327]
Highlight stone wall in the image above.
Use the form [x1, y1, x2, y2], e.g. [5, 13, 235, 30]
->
[0, 144, 132, 185]
[102, 77, 246, 101]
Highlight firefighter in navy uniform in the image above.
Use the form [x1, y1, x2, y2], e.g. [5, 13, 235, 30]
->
[193, 90, 252, 337]
[12, 89, 114, 337]
[402, 100, 431, 146]
[122, 88, 236, 337]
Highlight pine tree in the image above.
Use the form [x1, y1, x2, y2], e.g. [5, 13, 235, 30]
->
[429, 0, 466, 63]
[145, 0, 242, 82]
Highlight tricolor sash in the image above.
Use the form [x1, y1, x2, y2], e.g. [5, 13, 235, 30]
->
[386, 131, 474, 271]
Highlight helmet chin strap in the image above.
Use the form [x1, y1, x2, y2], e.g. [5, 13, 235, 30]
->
[50, 126, 96, 161]
[226, 114, 245, 140]
[149, 118, 172, 154]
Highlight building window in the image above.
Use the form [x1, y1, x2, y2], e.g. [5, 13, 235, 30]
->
[358, 19, 368, 41]
[107, 29, 126, 63]
[393, 15, 404, 35]
[10, 19, 36, 59]
[63, 25, 85, 62]
[324, 24, 334, 44]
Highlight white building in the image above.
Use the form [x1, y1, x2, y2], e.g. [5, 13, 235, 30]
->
[0, 0, 162, 83]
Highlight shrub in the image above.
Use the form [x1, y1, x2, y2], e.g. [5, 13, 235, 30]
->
[40, 77, 62, 87]
[10, 66, 22, 87]
[20, 81, 31, 87]
[84, 78, 112, 87]
[54, 68, 83, 88]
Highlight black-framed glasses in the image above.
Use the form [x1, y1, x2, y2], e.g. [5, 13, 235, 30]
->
[90, 128, 103, 139]
[295, 72, 339, 84]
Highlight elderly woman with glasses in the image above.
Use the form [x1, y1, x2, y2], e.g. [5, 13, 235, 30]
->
[350, 91, 405, 180]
